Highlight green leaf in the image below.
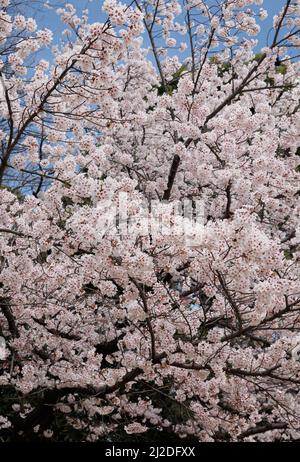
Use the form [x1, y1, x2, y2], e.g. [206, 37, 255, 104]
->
[276, 64, 287, 75]
[284, 249, 293, 260]
[218, 61, 231, 77]
[172, 64, 187, 80]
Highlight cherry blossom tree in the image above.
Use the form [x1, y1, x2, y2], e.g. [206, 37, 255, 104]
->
[0, 0, 300, 442]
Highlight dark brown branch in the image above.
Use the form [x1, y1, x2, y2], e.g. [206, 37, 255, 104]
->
[162, 154, 180, 201]
[227, 365, 280, 378]
[0, 297, 19, 338]
[216, 271, 243, 332]
[134, 0, 167, 91]
[239, 422, 288, 439]
[0, 228, 29, 238]
[272, 0, 292, 48]
[204, 53, 266, 125]
[224, 180, 232, 219]
[0, 34, 101, 184]
[130, 277, 157, 362]
[32, 317, 81, 341]
[11, 367, 143, 437]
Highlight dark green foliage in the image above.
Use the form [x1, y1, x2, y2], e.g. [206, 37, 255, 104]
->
[155, 65, 187, 96]
[284, 249, 294, 260]
[217, 61, 231, 77]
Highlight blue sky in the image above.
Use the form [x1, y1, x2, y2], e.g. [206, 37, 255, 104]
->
[257, 0, 287, 47]
[34, 0, 287, 52]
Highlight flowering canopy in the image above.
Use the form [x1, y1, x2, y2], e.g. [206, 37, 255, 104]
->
[0, 0, 300, 442]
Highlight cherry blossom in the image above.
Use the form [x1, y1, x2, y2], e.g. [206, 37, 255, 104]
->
[0, 0, 299, 443]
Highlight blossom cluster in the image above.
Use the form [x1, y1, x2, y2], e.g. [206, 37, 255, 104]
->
[0, 0, 299, 443]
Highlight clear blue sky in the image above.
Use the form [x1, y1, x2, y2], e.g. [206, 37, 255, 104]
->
[34, 0, 287, 52]
[257, 0, 287, 48]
